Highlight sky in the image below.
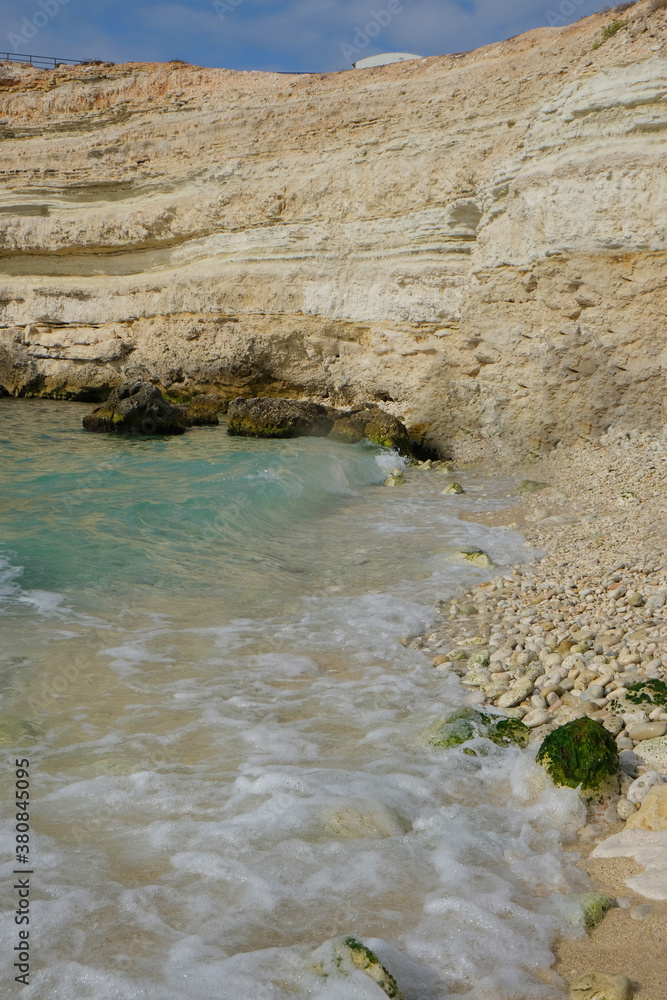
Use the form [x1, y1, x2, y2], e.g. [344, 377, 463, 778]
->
[1, 0, 624, 73]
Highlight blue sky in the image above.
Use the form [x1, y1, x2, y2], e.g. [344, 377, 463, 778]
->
[2, 0, 620, 72]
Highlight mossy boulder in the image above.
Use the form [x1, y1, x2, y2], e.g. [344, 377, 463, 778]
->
[487, 717, 531, 749]
[429, 707, 490, 748]
[329, 404, 413, 456]
[226, 397, 335, 438]
[364, 411, 413, 456]
[329, 414, 367, 444]
[428, 707, 529, 750]
[536, 718, 619, 797]
[333, 937, 405, 999]
[577, 892, 615, 930]
[83, 381, 187, 435]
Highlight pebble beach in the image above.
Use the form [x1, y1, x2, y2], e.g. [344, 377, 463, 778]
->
[417, 427, 667, 999]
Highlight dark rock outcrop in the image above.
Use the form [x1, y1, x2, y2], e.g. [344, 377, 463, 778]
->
[82, 381, 187, 434]
[330, 404, 413, 455]
[226, 397, 414, 453]
[177, 395, 221, 427]
[226, 397, 336, 438]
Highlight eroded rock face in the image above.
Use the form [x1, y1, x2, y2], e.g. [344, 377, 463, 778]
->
[82, 382, 186, 434]
[1, 3, 666, 458]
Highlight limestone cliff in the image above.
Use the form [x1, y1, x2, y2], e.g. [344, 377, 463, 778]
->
[1, 1, 666, 458]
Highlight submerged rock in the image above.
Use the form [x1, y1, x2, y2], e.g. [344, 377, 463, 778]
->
[0, 716, 40, 747]
[454, 547, 495, 569]
[443, 482, 465, 494]
[226, 397, 334, 438]
[515, 480, 550, 494]
[429, 707, 491, 748]
[486, 717, 530, 748]
[321, 801, 409, 839]
[385, 469, 406, 487]
[428, 707, 529, 750]
[536, 718, 620, 798]
[83, 381, 186, 435]
[332, 937, 405, 1000]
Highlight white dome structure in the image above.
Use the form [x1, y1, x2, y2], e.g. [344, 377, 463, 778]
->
[353, 52, 422, 69]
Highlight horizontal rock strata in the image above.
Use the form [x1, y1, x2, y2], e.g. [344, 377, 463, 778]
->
[1, 2, 666, 457]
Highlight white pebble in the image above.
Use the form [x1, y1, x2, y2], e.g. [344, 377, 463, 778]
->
[523, 709, 552, 728]
[627, 770, 667, 805]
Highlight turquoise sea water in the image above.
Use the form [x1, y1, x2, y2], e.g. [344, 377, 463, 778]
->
[0, 401, 587, 1000]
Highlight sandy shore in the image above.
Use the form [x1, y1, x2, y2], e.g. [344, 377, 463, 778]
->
[416, 427, 667, 999]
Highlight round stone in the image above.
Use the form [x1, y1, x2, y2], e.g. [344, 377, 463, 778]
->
[627, 722, 667, 742]
[603, 715, 625, 736]
[569, 971, 633, 1000]
[523, 708, 552, 729]
[617, 797, 638, 820]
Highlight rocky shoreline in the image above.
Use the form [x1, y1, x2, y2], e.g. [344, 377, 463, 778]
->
[414, 428, 667, 999]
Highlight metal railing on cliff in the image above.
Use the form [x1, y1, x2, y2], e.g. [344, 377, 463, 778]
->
[0, 52, 91, 70]
[0, 52, 325, 74]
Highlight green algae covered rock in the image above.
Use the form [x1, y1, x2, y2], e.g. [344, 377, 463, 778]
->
[330, 404, 414, 456]
[616, 679, 667, 710]
[364, 411, 413, 456]
[536, 718, 619, 797]
[333, 937, 405, 999]
[487, 717, 531, 749]
[455, 548, 495, 569]
[428, 707, 529, 751]
[227, 397, 334, 438]
[577, 892, 616, 930]
[429, 707, 491, 748]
